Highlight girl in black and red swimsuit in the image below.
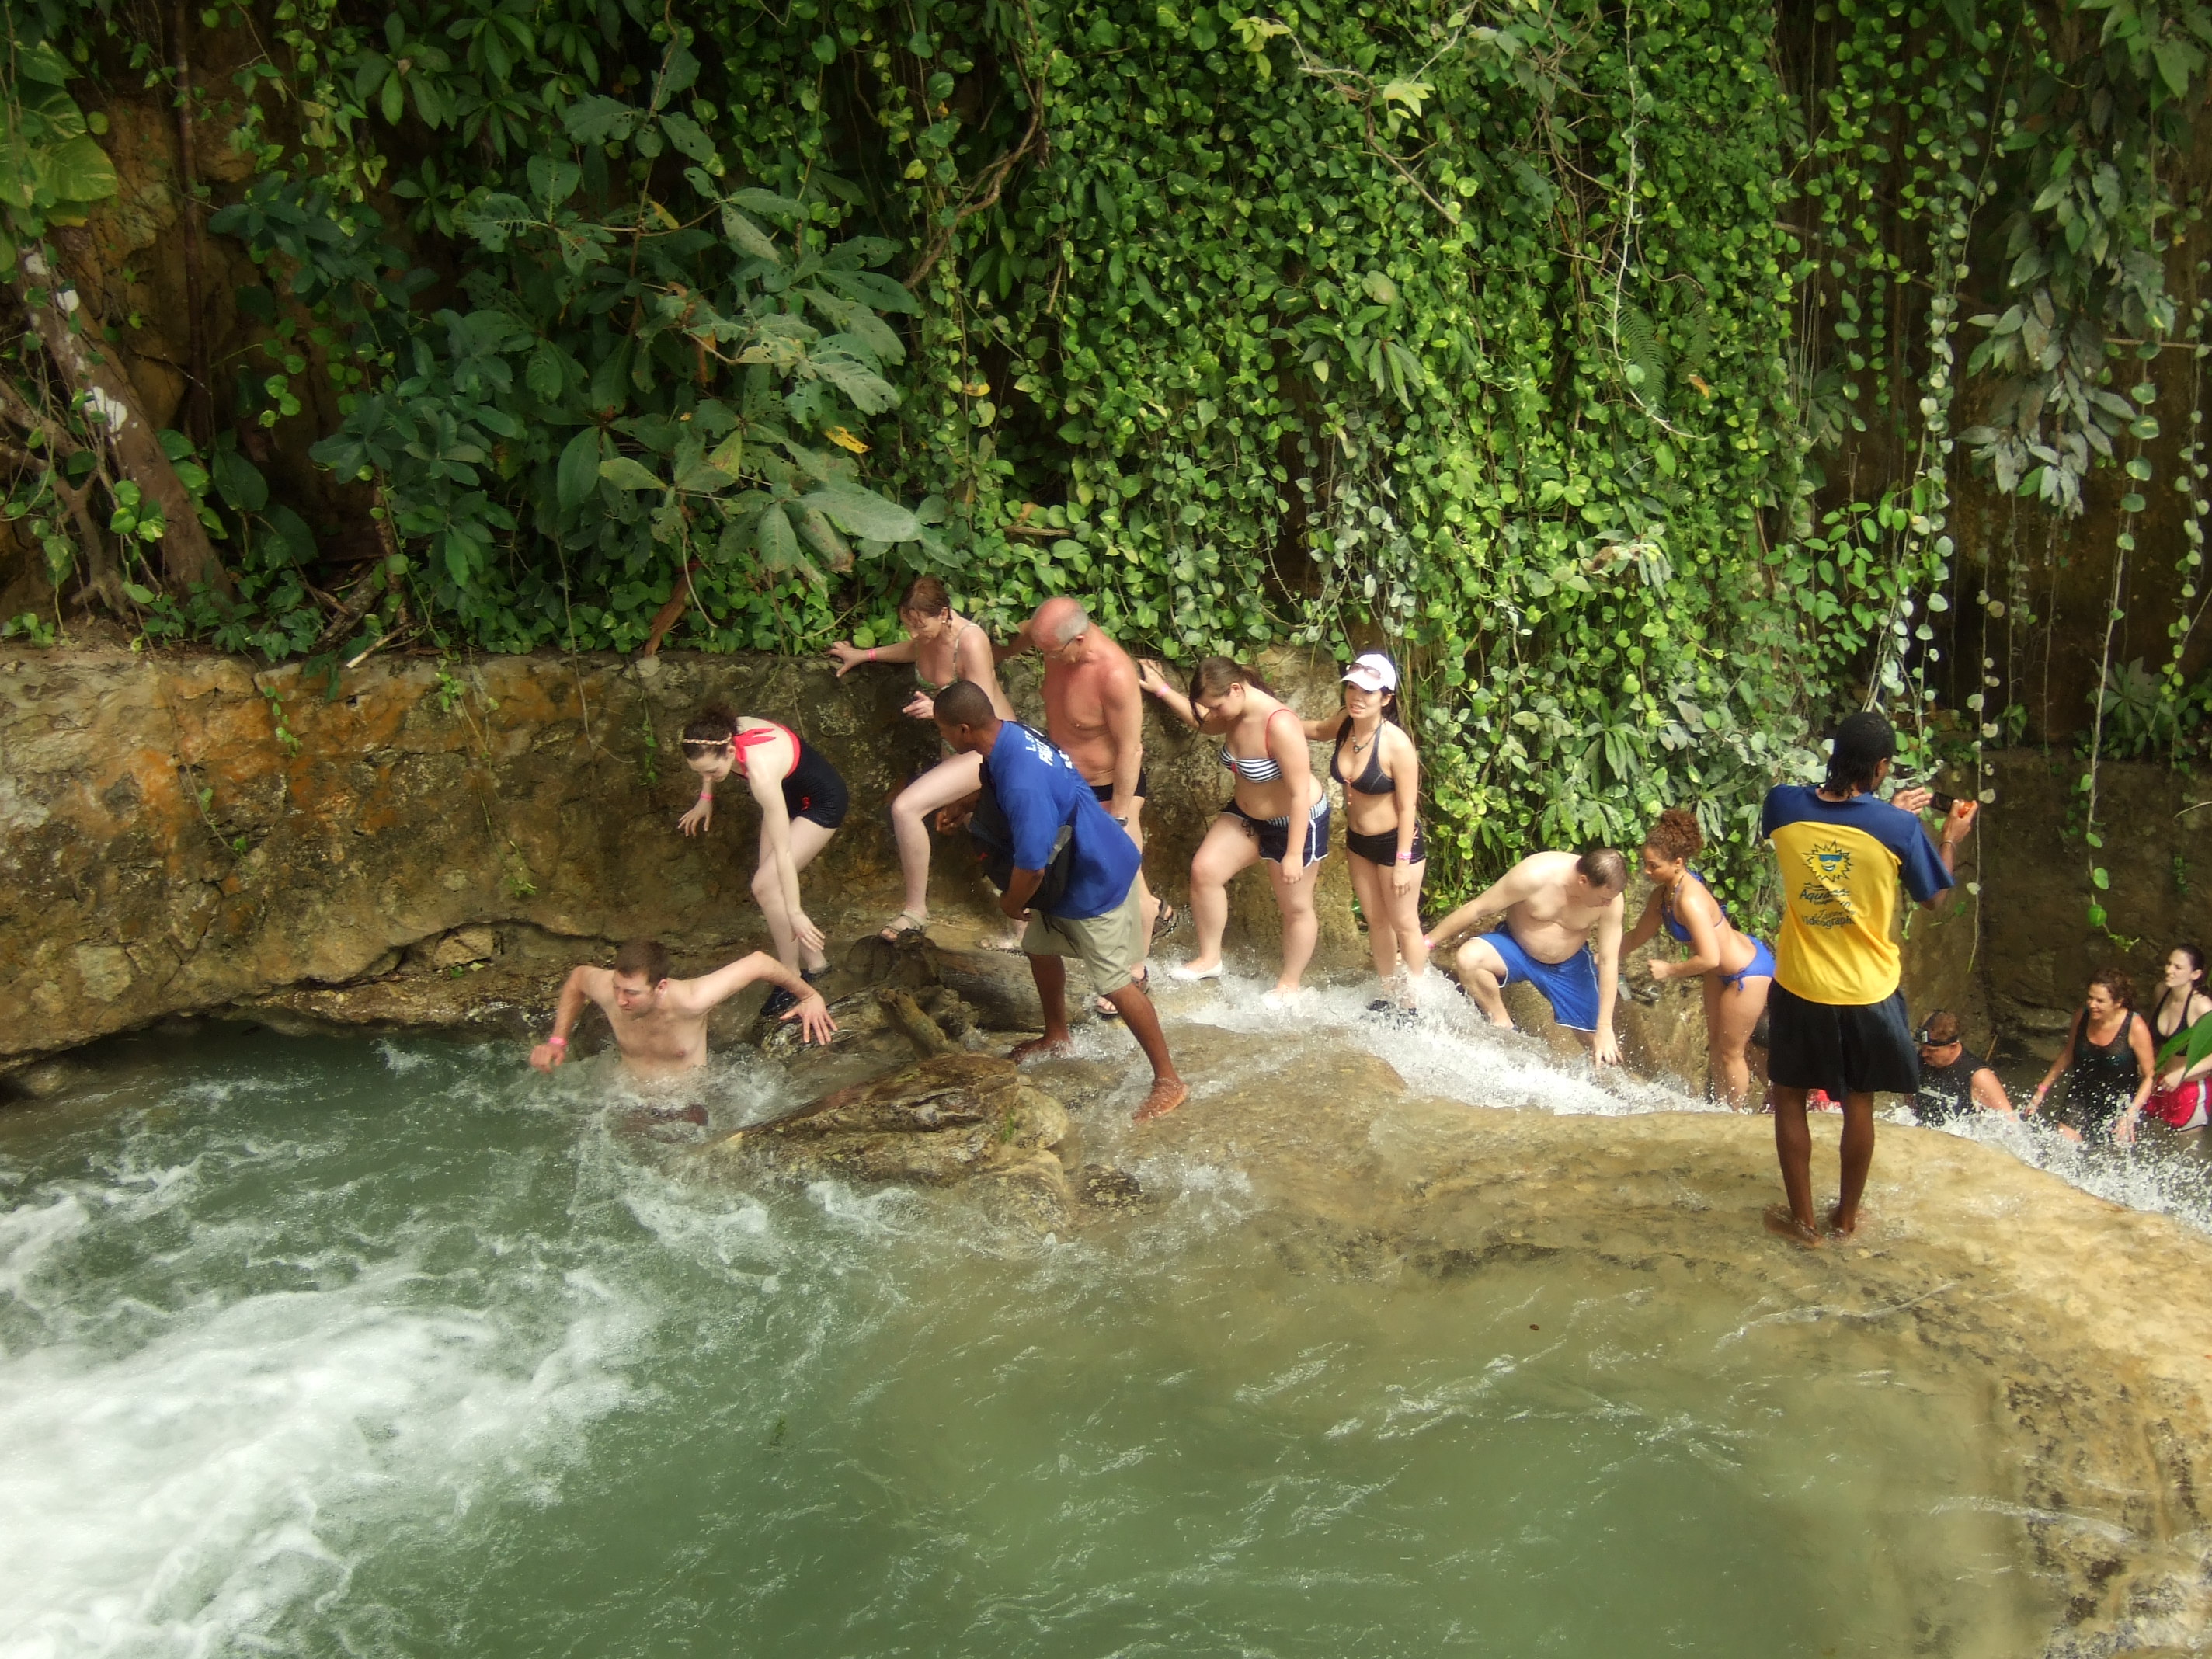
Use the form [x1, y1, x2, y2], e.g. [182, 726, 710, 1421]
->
[677, 704, 848, 1003]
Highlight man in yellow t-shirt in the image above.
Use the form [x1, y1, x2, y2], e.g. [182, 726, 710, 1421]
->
[1758, 711, 1976, 1246]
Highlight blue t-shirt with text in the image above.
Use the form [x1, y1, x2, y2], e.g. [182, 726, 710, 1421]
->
[985, 723, 1142, 920]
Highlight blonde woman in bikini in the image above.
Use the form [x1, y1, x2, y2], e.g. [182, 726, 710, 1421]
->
[1139, 656, 1327, 1003]
[676, 704, 847, 1013]
[828, 576, 1014, 941]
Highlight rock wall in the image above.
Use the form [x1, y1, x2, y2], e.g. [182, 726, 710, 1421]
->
[7, 642, 2047, 1083]
[0, 643, 1368, 1067]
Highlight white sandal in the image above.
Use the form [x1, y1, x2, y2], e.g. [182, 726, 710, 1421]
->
[878, 909, 928, 942]
[1168, 960, 1223, 982]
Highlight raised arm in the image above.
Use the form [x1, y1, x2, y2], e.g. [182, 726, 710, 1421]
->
[1137, 659, 1201, 728]
[1922, 800, 1977, 911]
[530, 966, 610, 1070]
[994, 617, 1036, 664]
[676, 951, 836, 1045]
[1101, 656, 1146, 822]
[1268, 706, 1316, 883]
[828, 636, 920, 676]
[1299, 708, 1349, 743]
[1589, 889, 1626, 1066]
[743, 742, 825, 955]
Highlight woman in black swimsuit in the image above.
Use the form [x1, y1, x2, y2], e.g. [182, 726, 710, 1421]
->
[1297, 652, 1428, 1010]
[2033, 968, 2157, 1144]
[676, 704, 848, 993]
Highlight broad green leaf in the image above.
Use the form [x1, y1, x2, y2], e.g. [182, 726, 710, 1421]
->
[456, 191, 530, 250]
[598, 454, 663, 490]
[211, 443, 269, 513]
[517, 345, 562, 403]
[729, 187, 802, 220]
[675, 456, 736, 492]
[803, 479, 919, 542]
[43, 136, 118, 207]
[798, 506, 853, 570]
[807, 352, 899, 414]
[562, 95, 639, 144]
[819, 267, 922, 316]
[17, 40, 74, 85]
[721, 206, 781, 263]
[526, 155, 582, 206]
[1380, 78, 1433, 117]
[657, 112, 717, 167]
[756, 502, 799, 569]
[557, 428, 603, 509]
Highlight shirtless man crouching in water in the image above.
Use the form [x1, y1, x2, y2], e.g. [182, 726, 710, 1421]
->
[528, 937, 836, 1080]
[1002, 598, 1167, 993]
[1423, 848, 1629, 1066]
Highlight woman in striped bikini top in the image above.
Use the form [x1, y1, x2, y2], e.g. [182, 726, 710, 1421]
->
[1138, 655, 1327, 1003]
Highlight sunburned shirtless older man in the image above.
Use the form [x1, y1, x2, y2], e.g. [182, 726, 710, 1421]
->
[1002, 597, 1167, 983]
[528, 938, 836, 1079]
[1424, 848, 1630, 1066]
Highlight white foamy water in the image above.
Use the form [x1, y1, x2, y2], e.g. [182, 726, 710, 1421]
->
[0, 1021, 2181, 1656]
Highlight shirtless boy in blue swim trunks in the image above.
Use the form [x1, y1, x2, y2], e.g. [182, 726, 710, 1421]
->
[1424, 848, 1629, 1066]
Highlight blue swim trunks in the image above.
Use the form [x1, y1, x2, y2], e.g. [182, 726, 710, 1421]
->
[1480, 930, 1601, 1032]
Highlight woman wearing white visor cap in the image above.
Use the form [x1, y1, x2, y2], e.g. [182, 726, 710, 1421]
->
[1299, 652, 1429, 1014]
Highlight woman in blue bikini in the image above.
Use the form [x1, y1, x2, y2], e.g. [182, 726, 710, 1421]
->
[1620, 806, 1774, 1108]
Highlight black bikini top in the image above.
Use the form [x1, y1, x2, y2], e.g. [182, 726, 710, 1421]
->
[1332, 722, 1394, 796]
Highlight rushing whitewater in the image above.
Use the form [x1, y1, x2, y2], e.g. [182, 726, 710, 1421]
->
[2, 991, 2209, 1657]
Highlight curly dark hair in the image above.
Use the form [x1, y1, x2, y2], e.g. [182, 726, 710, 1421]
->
[1643, 806, 1702, 864]
[2087, 965, 2137, 1009]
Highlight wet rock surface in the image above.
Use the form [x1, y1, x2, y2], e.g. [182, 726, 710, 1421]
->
[705, 1050, 1072, 1219]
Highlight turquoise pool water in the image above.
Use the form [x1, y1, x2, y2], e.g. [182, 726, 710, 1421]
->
[0, 1031, 2055, 1657]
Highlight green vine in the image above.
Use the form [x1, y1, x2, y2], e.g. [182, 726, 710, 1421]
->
[4, 0, 2210, 927]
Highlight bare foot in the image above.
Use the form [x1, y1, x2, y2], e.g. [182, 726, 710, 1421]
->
[1826, 1207, 1859, 1240]
[1134, 1078, 1189, 1121]
[1762, 1204, 1824, 1249]
[1008, 1036, 1076, 1065]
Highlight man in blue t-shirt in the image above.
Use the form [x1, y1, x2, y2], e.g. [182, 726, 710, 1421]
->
[1758, 710, 1975, 1246]
[934, 680, 1188, 1122]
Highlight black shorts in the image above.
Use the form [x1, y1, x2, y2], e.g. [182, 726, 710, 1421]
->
[783, 739, 849, 830]
[1767, 983, 1917, 1096]
[1090, 767, 1151, 806]
[1223, 799, 1330, 865]
[1345, 823, 1425, 865]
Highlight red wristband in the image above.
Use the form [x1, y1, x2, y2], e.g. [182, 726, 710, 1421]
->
[548, 1035, 567, 1048]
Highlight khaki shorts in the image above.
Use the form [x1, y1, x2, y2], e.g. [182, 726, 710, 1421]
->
[1021, 882, 1145, 994]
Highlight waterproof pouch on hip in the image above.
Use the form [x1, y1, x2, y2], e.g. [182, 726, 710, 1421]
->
[967, 729, 1076, 913]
